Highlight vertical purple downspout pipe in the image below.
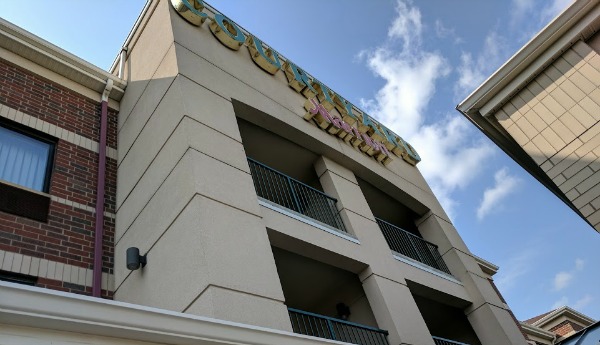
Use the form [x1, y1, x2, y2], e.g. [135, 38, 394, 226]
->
[93, 79, 113, 297]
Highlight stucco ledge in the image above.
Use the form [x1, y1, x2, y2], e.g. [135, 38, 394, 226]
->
[0, 281, 347, 345]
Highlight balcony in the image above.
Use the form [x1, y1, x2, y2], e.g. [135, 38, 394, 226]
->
[247, 157, 346, 232]
[288, 308, 389, 345]
[433, 336, 471, 345]
[375, 218, 451, 275]
[411, 292, 481, 345]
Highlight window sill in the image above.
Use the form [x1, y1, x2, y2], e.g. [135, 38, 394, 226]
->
[0, 180, 51, 222]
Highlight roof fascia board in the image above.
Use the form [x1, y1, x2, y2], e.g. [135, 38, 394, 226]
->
[480, 3, 600, 116]
[0, 18, 126, 101]
[474, 255, 499, 276]
[533, 307, 596, 328]
[520, 322, 555, 340]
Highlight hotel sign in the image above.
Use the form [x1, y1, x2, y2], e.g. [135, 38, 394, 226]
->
[170, 0, 421, 166]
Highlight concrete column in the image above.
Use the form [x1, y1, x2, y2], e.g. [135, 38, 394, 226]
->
[314, 156, 376, 221]
[315, 156, 434, 345]
[467, 303, 529, 345]
[114, 0, 291, 331]
[314, 156, 390, 254]
[361, 272, 436, 345]
[417, 214, 528, 345]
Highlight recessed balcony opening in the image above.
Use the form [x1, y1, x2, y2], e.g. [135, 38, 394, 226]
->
[357, 177, 419, 234]
[238, 118, 346, 232]
[272, 247, 389, 345]
[238, 118, 321, 189]
[357, 178, 450, 275]
[409, 282, 481, 345]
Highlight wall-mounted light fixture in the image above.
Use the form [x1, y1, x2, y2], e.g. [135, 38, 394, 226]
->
[126, 247, 147, 270]
[336, 302, 351, 320]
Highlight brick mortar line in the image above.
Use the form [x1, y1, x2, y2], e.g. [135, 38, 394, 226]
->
[0, 249, 114, 290]
[50, 195, 116, 219]
[0, 103, 117, 160]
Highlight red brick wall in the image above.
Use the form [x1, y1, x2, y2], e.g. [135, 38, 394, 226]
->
[36, 276, 113, 299]
[0, 57, 117, 296]
[51, 141, 117, 214]
[550, 320, 584, 337]
[0, 59, 118, 148]
[0, 202, 114, 274]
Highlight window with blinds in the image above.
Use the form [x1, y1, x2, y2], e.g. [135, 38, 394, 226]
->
[0, 123, 54, 192]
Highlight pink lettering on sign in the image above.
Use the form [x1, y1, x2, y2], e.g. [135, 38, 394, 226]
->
[305, 98, 390, 162]
[308, 98, 328, 117]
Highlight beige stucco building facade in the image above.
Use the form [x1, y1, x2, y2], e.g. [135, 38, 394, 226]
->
[458, 0, 600, 234]
[0, 1, 529, 345]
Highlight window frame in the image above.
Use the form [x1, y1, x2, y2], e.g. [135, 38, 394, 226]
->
[0, 270, 38, 286]
[0, 117, 56, 193]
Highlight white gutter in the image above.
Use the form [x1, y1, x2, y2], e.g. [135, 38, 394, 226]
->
[531, 306, 596, 328]
[474, 255, 499, 276]
[0, 17, 126, 100]
[117, 47, 128, 79]
[0, 281, 345, 345]
[520, 322, 556, 341]
[109, 0, 153, 75]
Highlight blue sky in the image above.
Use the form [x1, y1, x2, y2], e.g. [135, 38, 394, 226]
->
[1, 0, 599, 321]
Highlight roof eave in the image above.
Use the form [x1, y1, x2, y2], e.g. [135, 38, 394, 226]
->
[0, 17, 126, 102]
[533, 306, 596, 328]
[474, 255, 499, 276]
[457, 0, 600, 117]
[520, 322, 556, 340]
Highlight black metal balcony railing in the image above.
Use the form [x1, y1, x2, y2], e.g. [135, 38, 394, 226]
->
[375, 218, 451, 275]
[288, 308, 389, 345]
[432, 336, 471, 345]
[247, 157, 346, 232]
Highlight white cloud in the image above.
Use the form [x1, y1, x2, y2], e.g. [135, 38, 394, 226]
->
[554, 272, 573, 291]
[411, 117, 493, 217]
[551, 294, 594, 311]
[456, 53, 484, 98]
[456, 31, 508, 99]
[457, 0, 574, 100]
[361, 46, 449, 136]
[388, 0, 422, 50]
[551, 296, 569, 310]
[540, 0, 574, 24]
[510, 0, 537, 27]
[575, 258, 585, 270]
[359, 0, 493, 217]
[511, 0, 574, 39]
[550, 260, 591, 311]
[552, 258, 585, 291]
[573, 294, 593, 310]
[511, 0, 570, 25]
[495, 249, 537, 293]
[477, 168, 520, 220]
[434, 20, 463, 44]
